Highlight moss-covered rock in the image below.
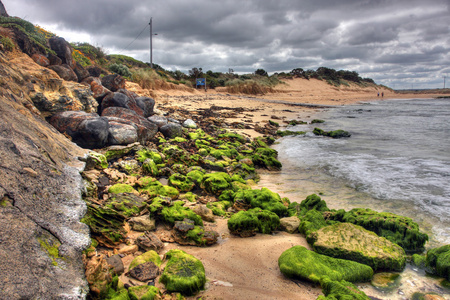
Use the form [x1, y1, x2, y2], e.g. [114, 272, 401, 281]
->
[160, 249, 206, 295]
[108, 183, 137, 194]
[169, 173, 195, 192]
[186, 170, 204, 186]
[227, 208, 280, 237]
[278, 246, 374, 284]
[136, 177, 179, 199]
[310, 222, 406, 271]
[276, 130, 306, 137]
[233, 187, 288, 217]
[87, 151, 108, 169]
[142, 159, 159, 177]
[317, 278, 370, 300]
[331, 208, 428, 253]
[313, 127, 351, 138]
[426, 245, 450, 281]
[173, 219, 218, 246]
[201, 172, 232, 195]
[136, 148, 164, 164]
[207, 200, 232, 216]
[252, 147, 282, 170]
[105, 193, 147, 218]
[129, 250, 162, 270]
[128, 285, 159, 300]
[298, 209, 330, 240]
[160, 202, 203, 226]
[371, 272, 401, 291]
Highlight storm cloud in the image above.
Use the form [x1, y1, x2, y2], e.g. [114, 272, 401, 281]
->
[4, 0, 450, 89]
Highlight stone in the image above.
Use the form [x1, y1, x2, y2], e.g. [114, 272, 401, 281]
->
[106, 254, 125, 275]
[371, 272, 401, 291]
[31, 53, 50, 67]
[107, 119, 138, 145]
[1, 0, 8, 17]
[129, 250, 162, 270]
[160, 122, 183, 138]
[118, 244, 139, 255]
[47, 53, 62, 66]
[48, 64, 78, 82]
[101, 92, 144, 116]
[101, 74, 126, 92]
[148, 115, 168, 128]
[49, 37, 74, 68]
[173, 219, 218, 246]
[128, 261, 160, 282]
[136, 232, 164, 252]
[73, 61, 90, 82]
[278, 246, 374, 284]
[136, 96, 155, 118]
[183, 119, 197, 129]
[280, 216, 300, 233]
[310, 222, 406, 271]
[228, 208, 280, 237]
[129, 215, 156, 232]
[193, 205, 215, 222]
[86, 65, 103, 77]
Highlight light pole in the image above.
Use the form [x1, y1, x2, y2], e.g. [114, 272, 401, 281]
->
[149, 18, 157, 69]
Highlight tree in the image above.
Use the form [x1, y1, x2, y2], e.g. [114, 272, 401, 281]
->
[290, 68, 305, 78]
[189, 67, 203, 78]
[172, 70, 186, 81]
[255, 69, 268, 77]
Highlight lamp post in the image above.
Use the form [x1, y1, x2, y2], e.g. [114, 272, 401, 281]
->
[149, 18, 158, 69]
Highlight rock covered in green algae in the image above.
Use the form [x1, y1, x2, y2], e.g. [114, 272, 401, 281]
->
[160, 202, 203, 226]
[251, 147, 282, 170]
[173, 218, 218, 246]
[136, 176, 179, 199]
[159, 249, 206, 295]
[371, 272, 401, 291]
[233, 187, 288, 217]
[129, 250, 162, 270]
[317, 278, 370, 300]
[207, 200, 232, 217]
[227, 208, 280, 237]
[278, 246, 373, 284]
[331, 208, 428, 253]
[169, 173, 195, 192]
[426, 244, 450, 281]
[201, 172, 232, 195]
[128, 285, 159, 300]
[108, 183, 137, 194]
[313, 127, 351, 138]
[105, 193, 147, 218]
[310, 222, 406, 271]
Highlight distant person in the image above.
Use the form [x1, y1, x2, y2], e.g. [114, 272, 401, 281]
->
[377, 93, 379, 97]
[381, 92, 384, 97]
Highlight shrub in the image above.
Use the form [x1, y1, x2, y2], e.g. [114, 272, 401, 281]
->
[0, 36, 14, 51]
[109, 63, 132, 78]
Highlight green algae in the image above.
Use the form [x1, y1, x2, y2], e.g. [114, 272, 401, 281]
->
[227, 208, 280, 236]
[160, 249, 206, 295]
[201, 172, 232, 195]
[38, 236, 61, 266]
[129, 250, 162, 270]
[313, 127, 351, 138]
[318, 278, 370, 300]
[207, 200, 232, 216]
[128, 285, 159, 300]
[136, 177, 179, 199]
[142, 159, 159, 177]
[105, 194, 146, 218]
[88, 151, 108, 169]
[186, 170, 204, 185]
[233, 187, 288, 217]
[252, 147, 282, 170]
[426, 244, 450, 281]
[108, 184, 136, 194]
[371, 272, 401, 291]
[136, 148, 164, 164]
[169, 173, 195, 192]
[276, 130, 306, 137]
[298, 209, 329, 241]
[278, 246, 374, 284]
[81, 204, 126, 245]
[160, 202, 203, 226]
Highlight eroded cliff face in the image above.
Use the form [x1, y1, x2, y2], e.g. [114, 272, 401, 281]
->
[0, 50, 91, 298]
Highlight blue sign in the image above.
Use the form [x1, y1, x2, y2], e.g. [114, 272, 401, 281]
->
[196, 78, 206, 86]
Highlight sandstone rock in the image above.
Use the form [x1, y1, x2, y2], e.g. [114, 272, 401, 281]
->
[193, 205, 215, 222]
[48, 64, 78, 81]
[31, 53, 49, 67]
[311, 222, 406, 271]
[136, 96, 156, 118]
[280, 216, 300, 233]
[136, 232, 164, 252]
[128, 261, 160, 282]
[160, 122, 183, 138]
[118, 244, 139, 255]
[90, 81, 111, 101]
[148, 115, 168, 128]
[101, 74, 125, 92]
[49, 37, 74, 68]
[129, 215, 156, 231]
[106, 254, 125, 275]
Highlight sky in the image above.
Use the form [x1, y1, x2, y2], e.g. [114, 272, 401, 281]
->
[4, 0, 450, 89]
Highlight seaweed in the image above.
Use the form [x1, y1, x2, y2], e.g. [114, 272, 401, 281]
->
[227, 208, 280, 237]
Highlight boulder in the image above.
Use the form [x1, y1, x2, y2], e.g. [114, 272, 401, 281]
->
[105, 254, 125, 275]
[136, 232, 164, 252]
[107, 119, 138, 145]
[148, 115, 168, 128]
[172, 218, 218, 246]
[426, 244, 450, 281]
[73, 61, 90, 82]
[48, 64, 78, 82]
[183, 119, 197, 129]
[101, 92, 143, 116]
[129, 250, 162, 270]
[192, 205, 215, 223]
[49, 37, 74, 68]
[160, 122, 183, 138]
[128, 261, 160, 282]
[1, 0, 8, 17]
[101, 74, 125, 92]
[310, 222, 406, 271]
[228, 208, 280, 237]
[90, 81, 111, 101]
[136, 96, 156, 118]
[105, 193, 147, 217]
[280, 216, 300, 233]
[160, 249, 206, 295]
[86, 65, 103, 77]
[31, 53, 49, 67]
[47, 53, 62, 66]
[278, 246, 374, 284]
[129, 215, 156, 232]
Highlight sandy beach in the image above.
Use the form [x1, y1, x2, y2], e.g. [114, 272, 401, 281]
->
[121, 79, 449, 300]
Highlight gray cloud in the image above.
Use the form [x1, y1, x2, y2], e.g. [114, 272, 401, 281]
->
[4, 0, 450, 89]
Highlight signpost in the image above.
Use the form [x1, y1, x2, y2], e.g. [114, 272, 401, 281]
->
[196, 78, 207, 91]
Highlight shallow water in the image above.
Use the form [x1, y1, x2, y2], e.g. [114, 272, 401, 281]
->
[258, 98, 450, 299]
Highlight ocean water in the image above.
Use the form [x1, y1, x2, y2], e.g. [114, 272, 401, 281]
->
[260, 98, 450, 246]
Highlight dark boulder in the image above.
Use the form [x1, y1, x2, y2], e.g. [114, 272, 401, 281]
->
[1, 0, 8, 17]
[101, 74, 125, 92]
[48, 64, 78, 82]
[73, 62, 90, 82]
[47, 53, 62, 66]
[31, 53, 49, 67]
[118, 88, 139, 101]
[107, 118, 139, 145]
[148, 115, 168, 128]
[160, 122, 183, 138]
[86, 65, 103, 77]
[90, 81, 111, 103]
[101, 91, 144, 116]
[49, 111, 109, 149]
[136, 96, 156, 118]
[49, 37, 74, 68]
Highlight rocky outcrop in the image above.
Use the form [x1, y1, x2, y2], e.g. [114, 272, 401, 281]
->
[102, 74, 126, 92]
[0, 0, 8, 17]
[49, 37, 74, 68]
[0, 51, 90, 298]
